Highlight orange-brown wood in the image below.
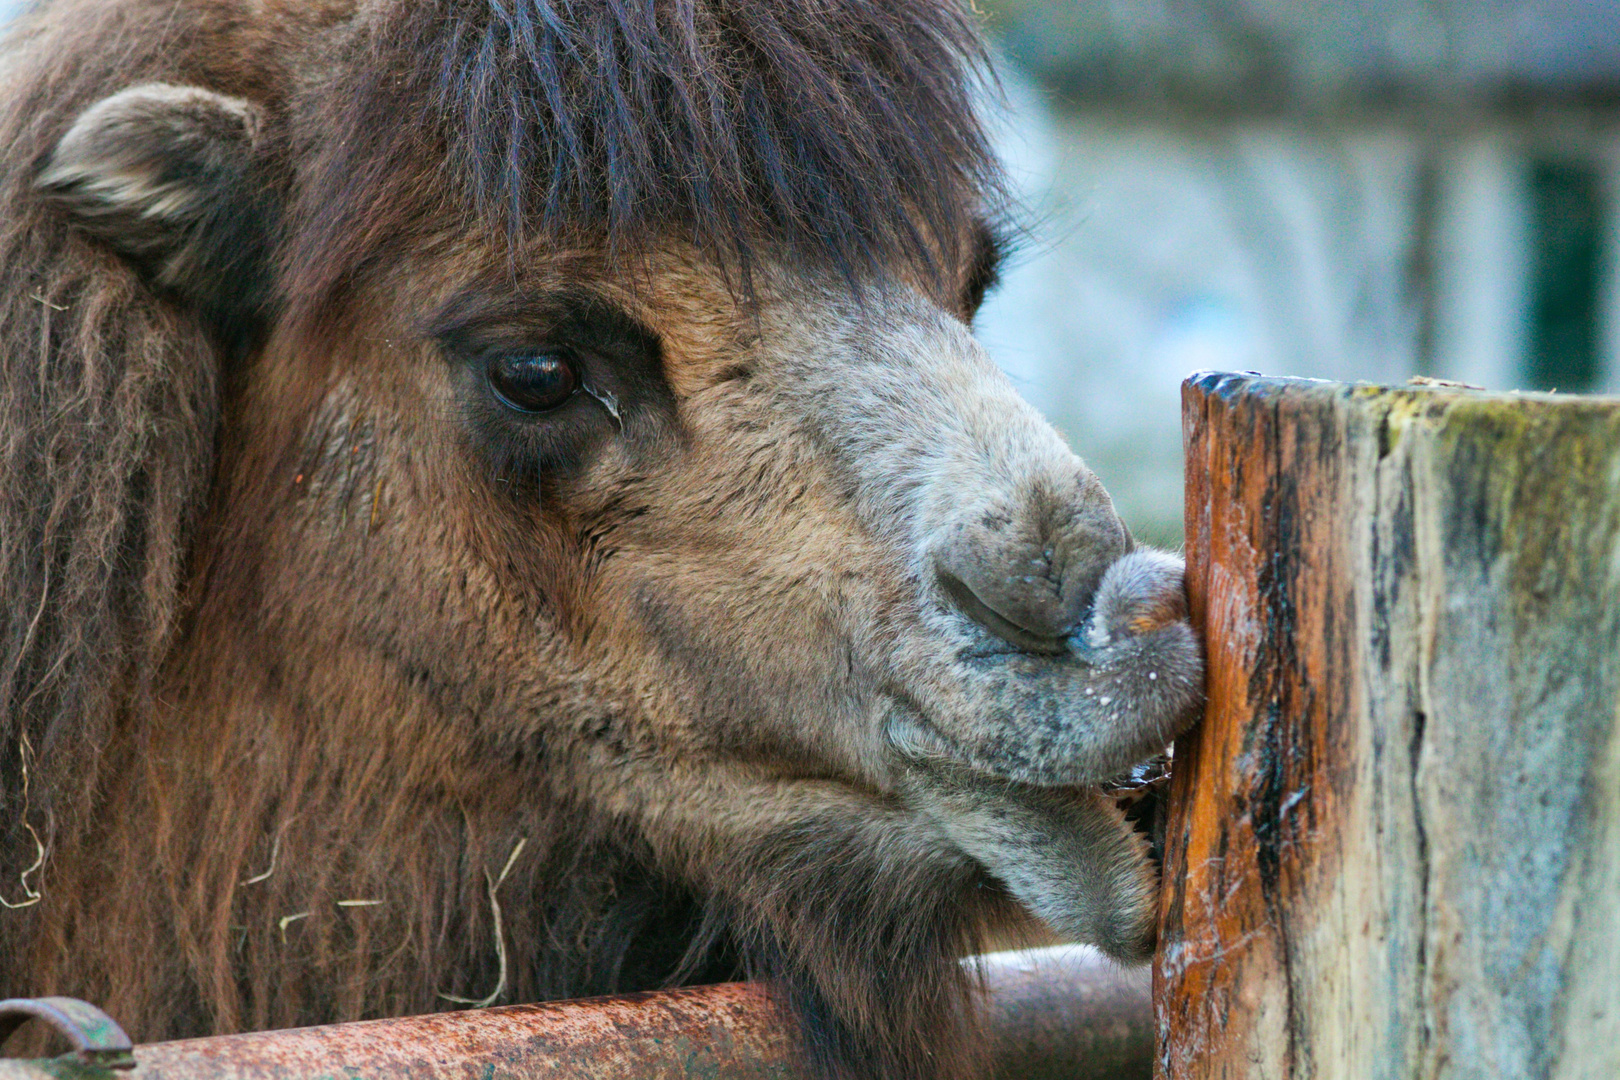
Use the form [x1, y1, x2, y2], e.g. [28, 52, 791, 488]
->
[1156, 372, 1620, 1079]
[1155, 373, 1366, 1078]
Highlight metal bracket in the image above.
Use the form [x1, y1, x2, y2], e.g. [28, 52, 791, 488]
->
[0, 999, 135, 1071]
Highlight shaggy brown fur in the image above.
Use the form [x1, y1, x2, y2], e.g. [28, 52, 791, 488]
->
[0, 3, 1202, 1078]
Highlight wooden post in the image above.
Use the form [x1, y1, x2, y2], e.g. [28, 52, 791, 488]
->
[1156, 373, 1620, 1079]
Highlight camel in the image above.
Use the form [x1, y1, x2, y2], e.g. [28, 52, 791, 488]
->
[0, 3, 1202, 1077]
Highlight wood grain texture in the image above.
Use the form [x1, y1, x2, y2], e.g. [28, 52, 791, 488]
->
[1156, 372, 1620, 1080]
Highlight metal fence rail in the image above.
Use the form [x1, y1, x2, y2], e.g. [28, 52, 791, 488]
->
[0, 946, 1150, 1080]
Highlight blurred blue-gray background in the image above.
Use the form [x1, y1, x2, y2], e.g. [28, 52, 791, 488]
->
[6, 1, 1619, 542]
[974, 0, 1620, 543]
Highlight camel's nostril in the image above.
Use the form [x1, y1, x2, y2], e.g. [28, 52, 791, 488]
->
[936, 568, 1071, 655]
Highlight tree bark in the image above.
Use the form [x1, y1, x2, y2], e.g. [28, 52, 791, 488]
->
[1156, 372, 1620, 1079]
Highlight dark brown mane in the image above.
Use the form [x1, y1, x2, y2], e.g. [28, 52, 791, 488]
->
[0, 0, 227, 927]
[289, 0, 1003, 318]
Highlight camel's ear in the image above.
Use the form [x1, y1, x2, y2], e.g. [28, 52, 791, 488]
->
[37, 83, 280, 346]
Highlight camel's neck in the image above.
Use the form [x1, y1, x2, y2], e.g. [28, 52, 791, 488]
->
[15, 630, 727, 1044]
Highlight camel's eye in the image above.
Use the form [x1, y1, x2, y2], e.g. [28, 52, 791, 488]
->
[488, 352, 580, 413]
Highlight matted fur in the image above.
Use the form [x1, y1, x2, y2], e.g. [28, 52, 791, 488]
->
[0, 4, 1195, 1079]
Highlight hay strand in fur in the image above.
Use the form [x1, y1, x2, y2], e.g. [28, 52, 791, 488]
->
[440, 837, 529, 1009]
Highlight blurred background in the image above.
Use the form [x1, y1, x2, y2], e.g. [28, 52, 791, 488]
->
[5, 1, 1619, 543]
[975, 0, 1620, 545]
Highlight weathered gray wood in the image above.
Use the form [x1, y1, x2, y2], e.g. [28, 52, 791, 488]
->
[1157, 373, 1620, 1079]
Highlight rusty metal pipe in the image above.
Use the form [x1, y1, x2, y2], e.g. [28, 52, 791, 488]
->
[0, 946, 1149, 1080]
